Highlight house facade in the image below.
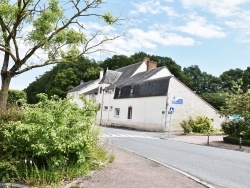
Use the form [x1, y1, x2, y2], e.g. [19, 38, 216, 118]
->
[68, 58, 224, 131]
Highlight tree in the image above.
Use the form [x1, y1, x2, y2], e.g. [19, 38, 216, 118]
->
[183, 65, 222, 94]
[99, 55, 136, 70]
[220, 68, 244, 92]
[131, 52, 190, 84]
[221, 83, 250, 122]
[0, 0, 123, 108]
[25, 56, 100, 103]
[242, 67, 250, 91]
[200, 92, 226, 110]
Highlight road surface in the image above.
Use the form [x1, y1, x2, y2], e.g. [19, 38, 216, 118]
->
[102, 127, 250, 188]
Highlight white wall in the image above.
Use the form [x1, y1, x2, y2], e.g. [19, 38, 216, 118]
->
[96, 76, 225, 132]
[131, 62, 146, 77]
[147, 68, 172, 80]
[167, 77, 224, 131]
[68, 79, 100, 107]
[97, 96, 167, 131]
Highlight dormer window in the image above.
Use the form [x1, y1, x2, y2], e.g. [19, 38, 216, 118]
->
[118, 89, 121, 97]
[130, 86, 134, 96]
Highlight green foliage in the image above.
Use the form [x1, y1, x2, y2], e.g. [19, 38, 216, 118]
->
[221, 83, 250, 123]
[25, 56, 99, 103]
[180, 120, 192, 134]
[223, 136, 250, 146]
[102, 11, 117, 24]
[221, 120, 250, 137]
[0, 94, 108, 186]
[99, 55, 136, 70]
[0, 0, 123, 108]
[180, 116, 216, 134]
[200, 92, 226, 110]
[7, 90, 27, 104]
[183, 65, 222, 94]
[220, 80, 250, 141]
[0, 104, 24, 124]
[220, 69, 244, 92]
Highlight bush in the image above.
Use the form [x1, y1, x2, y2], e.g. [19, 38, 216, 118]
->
[0, 104, 24, 124]
[221, 120, 250, 136]
[223, 136, 250, 146]
[180, 116, 215, 134]
[0, 94, 108, 186]
[221, 120, 250, 138]
[180, 120, 192, 134]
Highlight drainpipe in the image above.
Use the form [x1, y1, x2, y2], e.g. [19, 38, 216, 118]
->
[107, 90, 111, 125]
[99, 87, 105, 126]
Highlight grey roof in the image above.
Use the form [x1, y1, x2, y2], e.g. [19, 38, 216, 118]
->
[107, 66, 165, 90]
[114, 76, 171, 99]
[82, 87, 98, 95]
[99, 70, 122, 84]
[68, 80, 97, 93]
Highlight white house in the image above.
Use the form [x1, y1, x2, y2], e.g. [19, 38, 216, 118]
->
[68, 58, 224, 131]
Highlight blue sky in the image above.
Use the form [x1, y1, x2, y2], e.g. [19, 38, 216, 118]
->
[5, 0, 250, 90]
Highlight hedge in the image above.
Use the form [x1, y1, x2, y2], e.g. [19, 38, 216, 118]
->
[223, 136, 250, 146]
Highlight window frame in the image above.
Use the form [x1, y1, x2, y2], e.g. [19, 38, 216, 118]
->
[127, 106, 132, 119]
[114, 108, 120, 117]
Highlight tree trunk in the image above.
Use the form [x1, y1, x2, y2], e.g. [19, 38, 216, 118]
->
[0, 75, 11, 108]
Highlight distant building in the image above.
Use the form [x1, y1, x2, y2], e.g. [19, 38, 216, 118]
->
[68, 58, 224, 131]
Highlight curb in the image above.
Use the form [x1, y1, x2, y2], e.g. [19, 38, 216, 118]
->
[112, 144, 216, 188]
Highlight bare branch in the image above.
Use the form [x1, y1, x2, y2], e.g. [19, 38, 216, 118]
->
[0, 47, 17, 62]
[14, 59, 69, 75]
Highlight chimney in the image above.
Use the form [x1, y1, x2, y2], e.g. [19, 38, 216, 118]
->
[143, 57, 157, 72]
[99, 68, 104, 80]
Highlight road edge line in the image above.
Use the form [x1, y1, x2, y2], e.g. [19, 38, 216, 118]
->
[112, 144, 216, 188]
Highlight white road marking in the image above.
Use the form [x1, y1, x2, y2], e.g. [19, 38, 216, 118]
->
[102, 133, 157, 139]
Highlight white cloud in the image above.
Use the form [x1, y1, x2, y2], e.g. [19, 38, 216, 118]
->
[131, 0, 179, 17]
[87, 27, 196, 61]
[224, 10, 250, 43]
[181, 0, 248, 17]
[178, 15, 226, 38]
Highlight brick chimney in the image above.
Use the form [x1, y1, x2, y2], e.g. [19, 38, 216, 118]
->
[143, 57, 157, 71]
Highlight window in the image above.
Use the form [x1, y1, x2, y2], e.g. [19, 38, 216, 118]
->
[115, 108, 120, 116]
[130, 86, 134, 96]
[104, 106, 108, 110]
[99, 86, 102, 94]
[110, 106, 113, 111]
[118, 89, 121, 97]
[128, 106, 132, 119]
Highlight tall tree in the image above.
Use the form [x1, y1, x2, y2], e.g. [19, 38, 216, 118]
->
[242, 67, 250, 91]
[183, 65, 222, 94]
[0, 0, 122, 108]
[99, 55, 136, 70]
[131, 52, 189, 84]
[220, 68, 244, 92]
[25, 56, 100, 103]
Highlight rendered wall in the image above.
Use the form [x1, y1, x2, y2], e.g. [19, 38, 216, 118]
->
[167, 77, 224, 131]
[96, 96, 167, 131]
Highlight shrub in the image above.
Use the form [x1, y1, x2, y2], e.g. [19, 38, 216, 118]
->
[180, 120, 192, 134]
[7, 90, 27, 105]
[0, 94, 108, 186]
[223, 136, 250, 146]
[180, 116, 215, 134]
[0, 104, 24, 124]
[221, 120, 250, 138]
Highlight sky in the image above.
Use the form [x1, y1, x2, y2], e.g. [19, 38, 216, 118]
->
[2, 0, 250, 90]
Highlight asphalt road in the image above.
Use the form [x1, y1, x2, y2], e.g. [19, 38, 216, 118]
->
[102, 127, 250, 188]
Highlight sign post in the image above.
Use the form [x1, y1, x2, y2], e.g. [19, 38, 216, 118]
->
[168, 107, 174, 138]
